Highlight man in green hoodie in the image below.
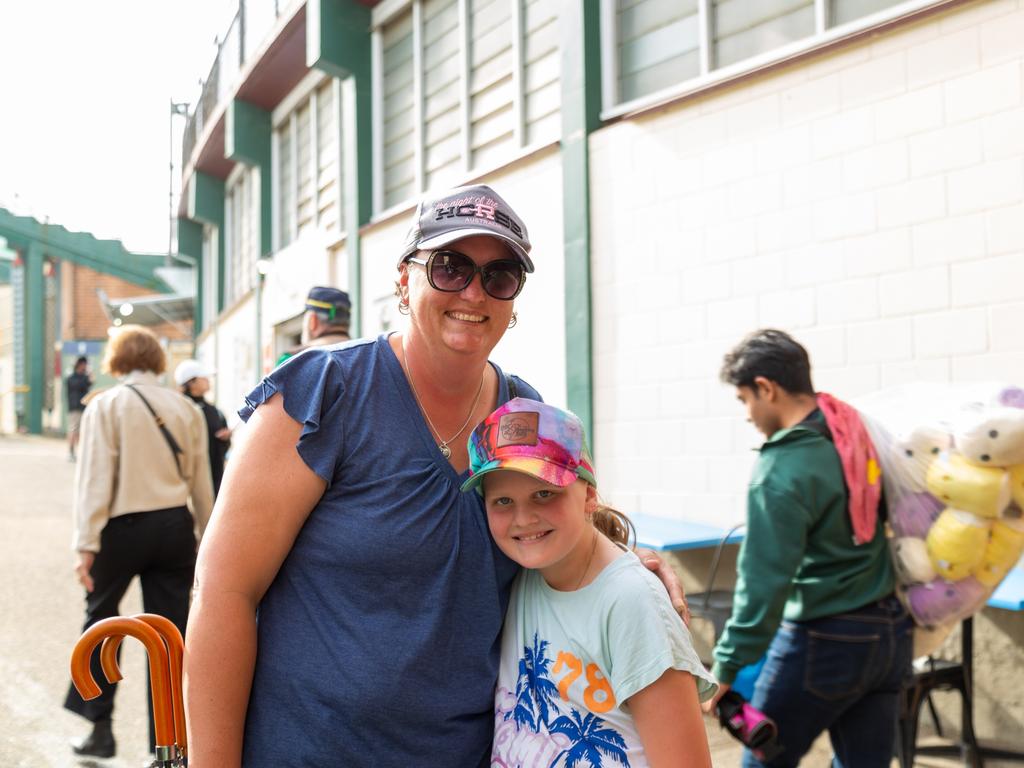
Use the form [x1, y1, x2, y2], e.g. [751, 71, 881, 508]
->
[707, 329, 910, 767]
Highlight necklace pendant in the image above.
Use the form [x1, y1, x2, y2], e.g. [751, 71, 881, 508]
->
[439, 442, 452, 459]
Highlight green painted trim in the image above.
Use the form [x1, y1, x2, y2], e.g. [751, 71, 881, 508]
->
[187, 171, 225, 227]
[178, 218, 204, 332]
[227, 99, 273, 257]
[187, 172, 226, 313]
[308, 0, 373, 337]
[24, 244, 44, 434]
[559, 0, 602, 437]
[0, 208, 167, 290]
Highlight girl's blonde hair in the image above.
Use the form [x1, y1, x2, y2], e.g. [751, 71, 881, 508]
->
[592, 503, 636, 549]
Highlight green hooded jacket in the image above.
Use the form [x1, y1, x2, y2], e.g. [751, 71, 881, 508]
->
[711, 410, 894, 684]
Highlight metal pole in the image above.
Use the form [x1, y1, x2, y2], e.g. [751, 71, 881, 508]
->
[168, 100, 174, 268]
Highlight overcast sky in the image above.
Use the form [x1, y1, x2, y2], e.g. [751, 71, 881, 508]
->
[0, 0, 236, 254]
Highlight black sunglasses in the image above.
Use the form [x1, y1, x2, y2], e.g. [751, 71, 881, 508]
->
[406, 249, 526, 300]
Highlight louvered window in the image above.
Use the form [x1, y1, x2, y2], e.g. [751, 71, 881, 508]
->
[607, 0, 948, 109]
[202, 226, 218, 323]
[277, 119, 295, 247]
[273, 75, 344, 248]
[382, 10, 417, 209]
[374, 0, 561, 213]
[713, 0, 814, 68]
[830, 0, 904, 25]
[316, 80, 342, 232]
[226, 167, 259, 304]
[521, 0, 560, 145]
[616, 0, 700, 105]
[469, 0, 514, 169]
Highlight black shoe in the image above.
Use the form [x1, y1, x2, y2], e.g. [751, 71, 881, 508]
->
[71, 718, 116, 758]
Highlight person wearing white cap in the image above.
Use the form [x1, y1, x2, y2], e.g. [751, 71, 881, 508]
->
[175, 360, 232, 496]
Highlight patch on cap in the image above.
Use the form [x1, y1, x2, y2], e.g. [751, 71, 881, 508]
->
[497, 411, 539, 448]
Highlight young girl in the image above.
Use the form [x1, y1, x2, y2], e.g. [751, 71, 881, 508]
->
[462, 398, 716, 767]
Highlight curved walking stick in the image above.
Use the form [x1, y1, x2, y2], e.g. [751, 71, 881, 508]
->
[71, 616, 177, 762]
[99, 615, 187, 759]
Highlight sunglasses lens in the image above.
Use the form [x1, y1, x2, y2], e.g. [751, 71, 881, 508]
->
[482, 262, 524, 300]
[429, 251, 475, 291]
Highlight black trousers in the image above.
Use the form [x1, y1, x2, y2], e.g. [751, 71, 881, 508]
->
[65, 506, 196, 739]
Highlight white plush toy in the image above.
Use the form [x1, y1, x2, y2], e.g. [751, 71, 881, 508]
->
[955, 404, 1024, 468]
[892, 537, 937, 584]
[891, 425, 951, 492]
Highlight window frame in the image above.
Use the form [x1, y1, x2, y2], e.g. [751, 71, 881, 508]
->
[601, 0, 966, 120]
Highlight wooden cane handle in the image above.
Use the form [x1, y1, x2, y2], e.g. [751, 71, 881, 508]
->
[69, 616, 175, 749]
[134, 614, 186, 756]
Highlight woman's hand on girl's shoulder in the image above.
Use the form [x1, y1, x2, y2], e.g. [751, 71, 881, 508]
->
[636, 547, 690, 626]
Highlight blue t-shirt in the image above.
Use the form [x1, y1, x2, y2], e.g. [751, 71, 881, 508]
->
[237, 335, 539, 767]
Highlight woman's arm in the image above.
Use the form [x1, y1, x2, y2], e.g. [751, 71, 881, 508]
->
[184, 394, 326, 767]
[629, 670, 713, 768]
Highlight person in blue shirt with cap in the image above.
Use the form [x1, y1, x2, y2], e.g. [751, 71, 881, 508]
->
[184, 184, 688, 767]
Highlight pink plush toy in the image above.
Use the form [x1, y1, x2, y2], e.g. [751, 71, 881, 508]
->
[904, 577, 986, 628]
[890, 492, 943, 539]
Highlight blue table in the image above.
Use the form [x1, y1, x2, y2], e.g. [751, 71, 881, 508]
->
[630, 513, 745, 551]
[987, 566, 1024, 611]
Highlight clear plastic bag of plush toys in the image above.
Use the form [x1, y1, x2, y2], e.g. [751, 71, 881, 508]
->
[855, 383, 1024, 649]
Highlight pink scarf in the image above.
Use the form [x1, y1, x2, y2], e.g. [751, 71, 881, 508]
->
[816, 393, 882, 545]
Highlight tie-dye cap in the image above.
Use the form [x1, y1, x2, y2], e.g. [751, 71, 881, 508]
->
[461, 398, 596, 494]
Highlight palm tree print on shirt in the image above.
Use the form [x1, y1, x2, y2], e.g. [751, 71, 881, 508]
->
[510, 634, 562, 732]
[507, 632, 630, 767]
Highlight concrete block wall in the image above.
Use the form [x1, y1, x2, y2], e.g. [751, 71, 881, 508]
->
[590, 0, 1024, 529]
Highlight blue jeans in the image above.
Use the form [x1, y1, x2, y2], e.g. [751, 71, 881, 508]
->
[742, 595, 912, 768]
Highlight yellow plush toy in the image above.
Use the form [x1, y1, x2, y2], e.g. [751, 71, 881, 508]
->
[1010, 464, 1024, 510]
[973, 518, 1024, 588]
[926, 508, 991, 581]
[926, 452, 1011, 519]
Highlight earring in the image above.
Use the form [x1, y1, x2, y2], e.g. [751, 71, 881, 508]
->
[508, 311, 518, 329]
[398, 297, 410, 315]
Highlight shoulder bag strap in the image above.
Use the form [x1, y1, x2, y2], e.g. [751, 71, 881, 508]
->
[125, 384, 185, 480]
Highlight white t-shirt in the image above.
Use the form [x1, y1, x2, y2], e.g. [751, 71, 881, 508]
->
[492, 550, 718, 768]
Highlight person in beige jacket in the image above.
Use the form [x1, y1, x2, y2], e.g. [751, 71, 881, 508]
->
[64, 325, 214, 760]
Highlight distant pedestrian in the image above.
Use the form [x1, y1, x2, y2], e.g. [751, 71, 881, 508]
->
[275, 285, 351, 365]
[65, 356, 92, 462]
[175, 359, 232, 497]
[65, 325, 213, 760]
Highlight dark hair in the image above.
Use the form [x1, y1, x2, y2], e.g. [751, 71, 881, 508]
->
[592, 504, 635, 549]
[719, 328, 814, 395]
[74, 356, 88, 367]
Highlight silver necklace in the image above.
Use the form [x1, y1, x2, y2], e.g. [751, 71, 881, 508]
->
[402, 338, 485, 460]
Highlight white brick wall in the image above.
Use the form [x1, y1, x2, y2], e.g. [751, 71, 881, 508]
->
[589, 0, 1024, 526]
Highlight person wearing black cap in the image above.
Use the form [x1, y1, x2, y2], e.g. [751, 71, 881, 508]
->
[276, 286, 352, 365]
[185, 184, 687, 767]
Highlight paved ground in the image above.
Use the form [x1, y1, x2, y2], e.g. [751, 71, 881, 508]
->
[0, 433, 997, 767]
[0, 434, 151, 767]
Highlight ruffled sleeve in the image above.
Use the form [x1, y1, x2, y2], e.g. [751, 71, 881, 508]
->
[239, 348, 347, 486]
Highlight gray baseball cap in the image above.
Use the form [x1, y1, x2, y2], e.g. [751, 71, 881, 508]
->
[398, 184, 534, 272]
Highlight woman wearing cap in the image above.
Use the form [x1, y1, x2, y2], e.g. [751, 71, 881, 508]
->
[66, 326, 213, 759]
[175, 360, 232, 497]
[184, 185, 686, 767]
